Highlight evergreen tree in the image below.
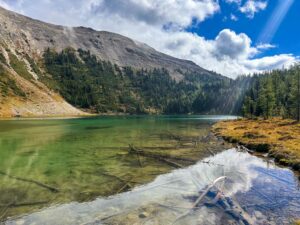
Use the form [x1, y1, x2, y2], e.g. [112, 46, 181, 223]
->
[296, 67, 300, 121]
[242, 64, 300, 121]
[265, 77, 275, 119]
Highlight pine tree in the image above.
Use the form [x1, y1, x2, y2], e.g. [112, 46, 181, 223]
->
[242, 96, 255, 118]
[295, 66, 300, 121]
[265, 77, 275, 119]
[241, 65, 300, 120]
[257, 79, 267, 118]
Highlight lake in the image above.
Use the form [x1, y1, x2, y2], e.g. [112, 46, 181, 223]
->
[0, 115, 299, 224]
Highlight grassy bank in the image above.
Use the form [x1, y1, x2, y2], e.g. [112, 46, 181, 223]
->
[212, 118, 300, 174]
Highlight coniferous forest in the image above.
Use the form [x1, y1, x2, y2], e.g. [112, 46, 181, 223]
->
[43, 48, 251, 115]
[242, 66, 300, 121]
[42, 48, 299, 120]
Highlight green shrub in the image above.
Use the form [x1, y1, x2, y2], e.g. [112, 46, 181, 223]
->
[9, 52, 33, 81]
[0, 64, 26, 97]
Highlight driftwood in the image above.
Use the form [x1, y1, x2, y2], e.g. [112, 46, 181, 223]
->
[172, 176, 254, 225]
[116, 177, 133, 194]
[129, 145, 196, 162]
[0, 171, 59, 193]
[0, 200, 48, 221]
[172, 176, 227, 224]
[0, 201, 48, 208]
[100, 172, 135, 195]
[135, 151, 143, 167]
[166, 132, 206, 143]
[205, 147, 216, 156]
[100, 172, 134, 187]
[164, 132, 203, 149]
[129, 145, 184, 168]
[135, 146, 192, 151]
[236, 145, 254, 153]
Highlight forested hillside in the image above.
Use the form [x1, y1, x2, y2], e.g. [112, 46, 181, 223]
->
[42, 48, 250, 115]
[242, 66, 300, 121]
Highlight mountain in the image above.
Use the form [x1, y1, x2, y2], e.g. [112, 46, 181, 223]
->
[0, 6, 245, 117]
[0, 6, 215, 79]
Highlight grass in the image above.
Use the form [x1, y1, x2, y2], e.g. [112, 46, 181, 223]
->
[0, 64, 26, 98]
[0, 52, 7, 65]
[8, 52, 33, 81]
[213, 118, 300, 172]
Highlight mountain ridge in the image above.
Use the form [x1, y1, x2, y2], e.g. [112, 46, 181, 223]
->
[0, 6, 220, 80]
[0, 6, 242, 117]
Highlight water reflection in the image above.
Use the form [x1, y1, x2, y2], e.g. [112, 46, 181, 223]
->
[5, 149, 300, 225]
[0, 116, 234, 220]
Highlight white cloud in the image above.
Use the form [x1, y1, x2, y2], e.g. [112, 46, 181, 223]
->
[0, 0, 297, 78]
[230, 13, 238, 21]
[256, 43, 276, 50]
[4, 0, 219, 29]
[243, 54, 297, 71]
[214, 29, 257, 59]
[98, 0, 220, 28]
[0, 0, 12, 10]
[225, 0, 241, 5]
[239, 0, 268, 18]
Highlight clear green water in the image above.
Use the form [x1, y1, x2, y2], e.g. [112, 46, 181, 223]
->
[0, 115, 235, 220]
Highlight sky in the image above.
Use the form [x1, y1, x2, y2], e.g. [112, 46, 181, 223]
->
[0, 0, 299, 78]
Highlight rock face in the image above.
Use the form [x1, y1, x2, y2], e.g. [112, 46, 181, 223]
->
[0, 6, 222, 117]
[0, 63, 85, 118]
[0, 6, 215, 79]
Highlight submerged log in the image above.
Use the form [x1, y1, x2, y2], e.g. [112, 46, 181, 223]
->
[100, 172, 135, 195]
[100, 172, 133, 186]
[0, 201, 48, 208]
[0, 171, 59, 193]
[129, 145, 196, 162]
[173, 176, 254, 225]
[129, 145, 184, 168]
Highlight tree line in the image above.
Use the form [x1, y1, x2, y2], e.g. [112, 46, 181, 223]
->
[242, 65, 300, 121]
[43, 48, 248, 115]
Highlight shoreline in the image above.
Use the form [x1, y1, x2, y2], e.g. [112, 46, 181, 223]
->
[212, 118, 300, 178]
[0, 114, 239, 121]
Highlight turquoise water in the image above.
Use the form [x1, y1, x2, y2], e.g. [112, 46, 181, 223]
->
[0, 115, 236, 220]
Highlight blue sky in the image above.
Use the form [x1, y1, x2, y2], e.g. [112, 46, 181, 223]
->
[0, 0, 298, 78]
[192, 0, 300, 57]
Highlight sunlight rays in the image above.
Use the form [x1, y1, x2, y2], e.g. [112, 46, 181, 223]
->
[258, 0, 294, 44]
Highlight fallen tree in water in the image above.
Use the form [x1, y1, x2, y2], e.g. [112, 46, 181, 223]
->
[0, 171, 59, 193]
[172, 176, 254, 225]
[128, 145, 197, 168]
[0, 201, 49, 208]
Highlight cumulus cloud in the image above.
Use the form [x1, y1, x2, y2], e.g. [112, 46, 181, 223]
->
[243, 54, 296, 71]
[214, 29, 257, 59]
[239, 0, 268, 18]
[92, 0, 220, 28]
[0, 0, 297, 78]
